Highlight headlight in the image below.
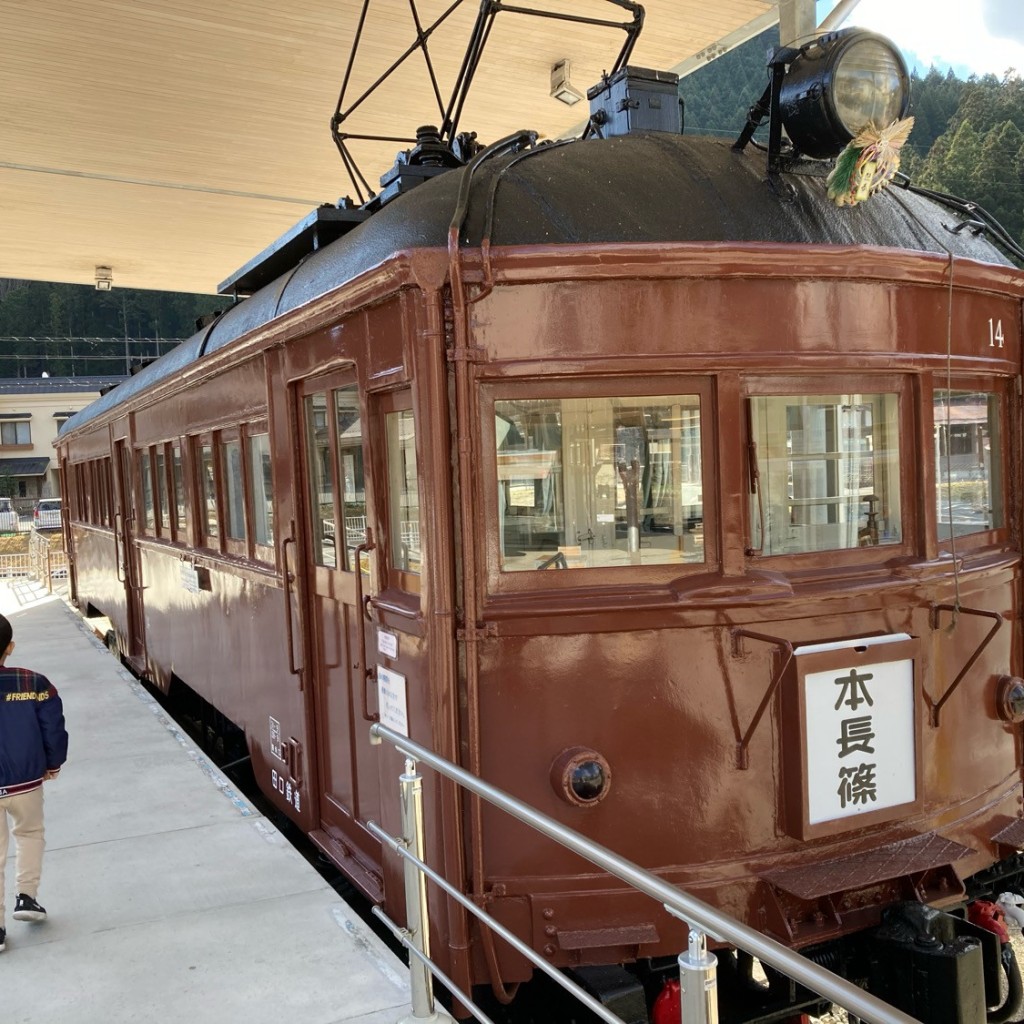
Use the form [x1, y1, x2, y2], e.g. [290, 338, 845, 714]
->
[779, 29, 910, 159]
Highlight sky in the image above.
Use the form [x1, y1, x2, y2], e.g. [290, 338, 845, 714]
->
[817, 0, 1024, 78]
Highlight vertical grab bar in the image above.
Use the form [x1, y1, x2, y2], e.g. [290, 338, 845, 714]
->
[113, 510, 126, 583]
[282, 533, 302, 682]
[354, 528, 379, 722]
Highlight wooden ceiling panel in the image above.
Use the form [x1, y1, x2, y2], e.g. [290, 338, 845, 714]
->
[1, 0, 777, 294]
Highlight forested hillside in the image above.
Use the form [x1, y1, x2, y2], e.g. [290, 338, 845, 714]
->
[1, 26, 1021, 374]
[0, 282, 224, 376]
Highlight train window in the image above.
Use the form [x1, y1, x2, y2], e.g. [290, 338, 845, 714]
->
[748, 393, 901, 556]
[304, 392, 337, 568]
[248, 432, 274, 551]
[334, 386, 365, 573]
[139, 450, 155, 532]
[198, 443, 219, 545]
[934, 389, 1003, 539]
[385, 406, 420, 578]
[494, 395, 704, 571]
[156, 447, 170, 535]
[171, 444, 185, 540]
[221, 439, 246, 543]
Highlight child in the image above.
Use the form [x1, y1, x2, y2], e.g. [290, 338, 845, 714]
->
[0, 612, 68, 952]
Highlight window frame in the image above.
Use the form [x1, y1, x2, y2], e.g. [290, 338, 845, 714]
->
[138, 446, 156, 535]
[931, 373, 1011, 554]
[378, 389, 421, 596]
[0, 419, 31, 447]
[479, 375, 719, 594]
[218, 427, 249, 557]
[742, 373, 915, 569]
[245, 422, 275, 566]
[194, 433, 222, 553]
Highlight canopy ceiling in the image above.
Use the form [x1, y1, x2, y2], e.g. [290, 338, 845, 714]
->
[1, 1, 802, 295]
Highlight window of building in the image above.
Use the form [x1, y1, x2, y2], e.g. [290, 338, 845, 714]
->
[748, 392, 902, 556]
[934, 389, 1003, 539]
[0, 421, 30, 446]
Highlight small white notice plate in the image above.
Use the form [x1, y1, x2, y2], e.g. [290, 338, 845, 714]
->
[377, 667, 408, 737]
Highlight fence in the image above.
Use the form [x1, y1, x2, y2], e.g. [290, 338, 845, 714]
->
[0, 530, 68, 592]
[368, 723, 919, 1024]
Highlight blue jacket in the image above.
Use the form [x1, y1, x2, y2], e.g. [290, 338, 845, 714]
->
[0, 666, 69, 797]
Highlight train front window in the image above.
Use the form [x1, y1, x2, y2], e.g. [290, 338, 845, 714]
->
[934, 389, 1003, 538]
[494, 395, 703, 571]
[748, 393, 901, 556]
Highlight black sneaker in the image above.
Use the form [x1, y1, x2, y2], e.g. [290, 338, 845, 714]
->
[13, 894, 46, 922]
[0, 927, 6, 952]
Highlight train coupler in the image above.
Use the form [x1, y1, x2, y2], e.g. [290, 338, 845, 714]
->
[867, 902, 987, 1023]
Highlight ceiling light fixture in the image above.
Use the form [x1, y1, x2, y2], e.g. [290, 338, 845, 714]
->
[550, 59, 584, 106]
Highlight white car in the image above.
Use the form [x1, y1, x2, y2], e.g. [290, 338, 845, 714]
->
[34, 499, 62, 530]
[0, 498, 17, 533]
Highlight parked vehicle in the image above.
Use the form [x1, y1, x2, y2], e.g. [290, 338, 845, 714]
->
[0, 497, 18, 533]
[34, 499, 62, 530]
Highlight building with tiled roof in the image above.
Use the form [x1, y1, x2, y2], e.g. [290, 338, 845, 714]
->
[0, 376, 125, 504]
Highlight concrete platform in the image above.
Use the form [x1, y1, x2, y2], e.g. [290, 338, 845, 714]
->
[0, 581, 411, 1024]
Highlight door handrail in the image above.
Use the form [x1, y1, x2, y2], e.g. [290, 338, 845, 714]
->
[369, 722, 919, 1024]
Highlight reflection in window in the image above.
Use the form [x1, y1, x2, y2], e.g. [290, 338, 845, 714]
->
[934, 390, 1002, 539]
[156, 448, 170, 533]
[304, 393, 336, 567]
[386, 409, 420, 574]
[335, 386, 366, 572]
[222, 440, 245, 540]
[140, 451, 155, 530]
[748, 393, 901, 556]
[248, 433, 274, 549]
[200, 444, 219, 543]
[494, 395, 703, 571]
[172, 444, 185, 535]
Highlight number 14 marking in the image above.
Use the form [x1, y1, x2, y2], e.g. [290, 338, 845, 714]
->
[989, 318, 1004, 348]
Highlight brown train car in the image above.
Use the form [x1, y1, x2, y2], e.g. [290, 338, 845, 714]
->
[57, 81, 1024, 1022]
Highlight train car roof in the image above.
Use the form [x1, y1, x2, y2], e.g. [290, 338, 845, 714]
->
[61, 132, 1018, 436]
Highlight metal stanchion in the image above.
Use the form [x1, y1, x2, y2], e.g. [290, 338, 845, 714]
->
[679, 928, 718, 1024]
[398, 757, 456, 1024]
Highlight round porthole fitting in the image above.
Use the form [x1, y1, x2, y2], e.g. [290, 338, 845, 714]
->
[550, 747, 611, 807]
[997, 676, 1024, 724]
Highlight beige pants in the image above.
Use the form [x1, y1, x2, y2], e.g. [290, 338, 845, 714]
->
[0, 787, 45, 925]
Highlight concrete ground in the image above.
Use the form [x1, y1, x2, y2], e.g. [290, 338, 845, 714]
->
[0, 581, 411, 1024]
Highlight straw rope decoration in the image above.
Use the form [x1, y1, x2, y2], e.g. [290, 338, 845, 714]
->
[826, 116, 915, 207]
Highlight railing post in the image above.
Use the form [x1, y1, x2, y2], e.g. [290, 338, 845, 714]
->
[678, 928, 718, 1024]
[398, 757, 455, 1024]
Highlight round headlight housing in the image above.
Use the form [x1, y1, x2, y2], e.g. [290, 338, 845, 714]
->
[779, 29, 910, 159]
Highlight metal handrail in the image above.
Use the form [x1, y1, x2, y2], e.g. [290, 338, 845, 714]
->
[370, 722, 920, 1024]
